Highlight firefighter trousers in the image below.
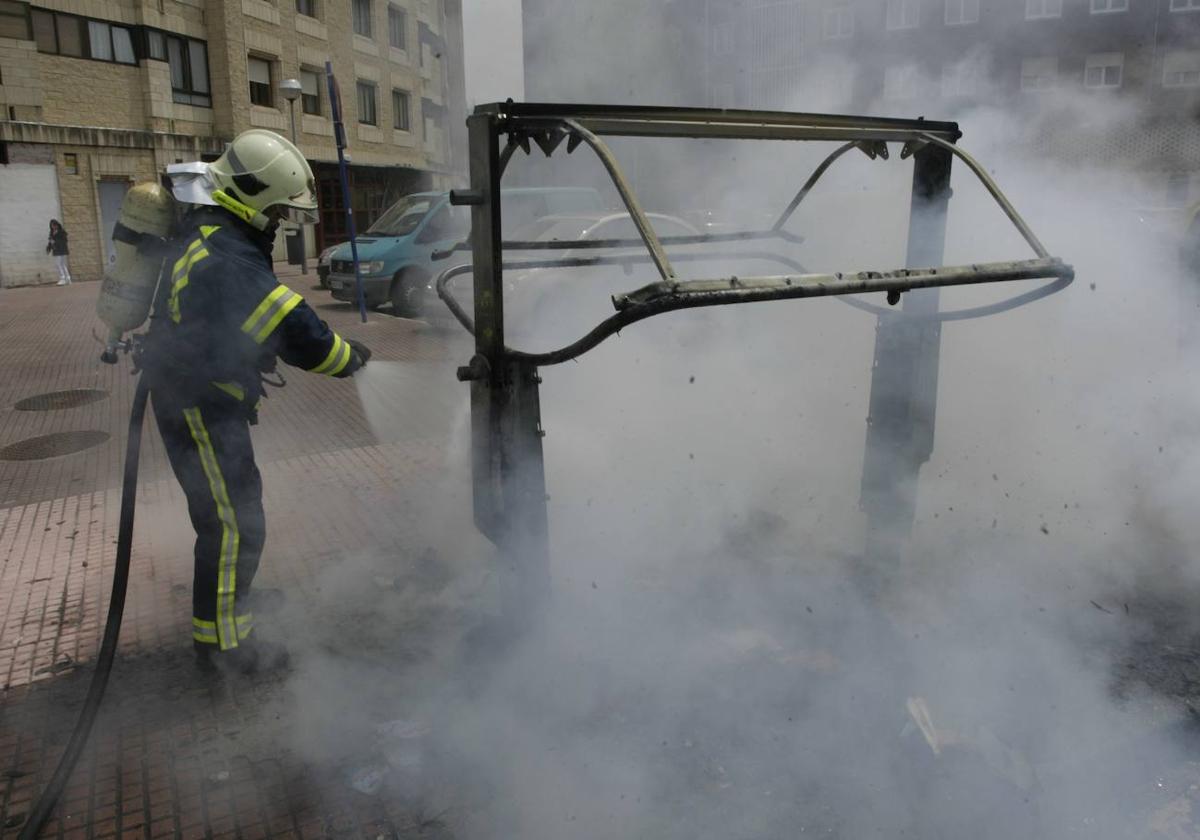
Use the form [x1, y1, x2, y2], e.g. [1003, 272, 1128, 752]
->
[152, 390, 264, 651]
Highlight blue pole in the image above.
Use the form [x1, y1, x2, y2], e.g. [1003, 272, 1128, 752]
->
[326, 61, 367, 323]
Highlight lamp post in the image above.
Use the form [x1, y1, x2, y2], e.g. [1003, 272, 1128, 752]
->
[278, 77, 307, 275]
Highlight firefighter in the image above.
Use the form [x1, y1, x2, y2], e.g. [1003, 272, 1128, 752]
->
[146, 129, 371, 675]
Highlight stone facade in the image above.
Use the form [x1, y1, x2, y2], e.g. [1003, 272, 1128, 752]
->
[0, 0, 466, 287]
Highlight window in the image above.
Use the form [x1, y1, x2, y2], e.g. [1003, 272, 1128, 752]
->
[165, 35, 210, 106]
[357, 80, 377, 125]
[1090, 0, 1127, 12]
[55, 14, 83, 55]
[146, 29, 165, 60]
[941, 59, 986, 98]
[392, 88, 410, 129]
[88, 20, 113, 60]
[1026, 0, 1062, 18]
[883, 65, 919, 99]
[353, 0, 372, 36]
[63, 153, 77, 174]
[1164, 51, 1200, 87]
[248, 56, 273, 106]
[886, 0, 919, 29]
[301, 68, 321, 115]
[712, 22, 733, 55]
[1084, 53, 1123, 89]
[296, 0, 316, 17]
[823, 7, 853, 38]
[1020, 56, 1057, 90]
[945, 0, 979, 24]
[29, 10, 134, 64]
[0, 0, 29, 40]
[1171, 0, 1200, 11]
[31, 10, 56, 52]
[112, 25, 134, 62]
[388, 3, 406, 48]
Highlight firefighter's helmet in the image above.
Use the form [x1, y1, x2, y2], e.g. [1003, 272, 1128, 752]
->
[207, 129, 318, 230]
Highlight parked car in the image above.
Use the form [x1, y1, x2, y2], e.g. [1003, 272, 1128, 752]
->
[316, 244, 339, 289]
[326, 187, 606, 317]
[483, 212, 702, 345]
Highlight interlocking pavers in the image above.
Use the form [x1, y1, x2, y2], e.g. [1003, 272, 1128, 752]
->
[1, 273, 486, 839]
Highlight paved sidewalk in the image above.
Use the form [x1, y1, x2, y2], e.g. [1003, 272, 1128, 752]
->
[0, 275, 491, 838]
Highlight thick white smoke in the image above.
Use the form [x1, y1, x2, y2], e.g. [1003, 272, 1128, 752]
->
[264, 8, 1200, 838]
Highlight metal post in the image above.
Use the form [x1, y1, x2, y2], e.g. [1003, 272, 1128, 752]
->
[461, 112, 551, 622]
[859, 143, 953, 580]
[285, 97, 308, 276]
[326, 61, 367, 323]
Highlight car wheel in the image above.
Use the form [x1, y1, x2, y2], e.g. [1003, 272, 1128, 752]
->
[390, 271, 428, 318]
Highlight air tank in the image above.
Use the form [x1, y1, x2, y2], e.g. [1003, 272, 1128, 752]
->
[96, 182, 175, 363]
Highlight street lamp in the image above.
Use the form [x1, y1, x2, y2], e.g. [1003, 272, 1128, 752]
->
[279, 77, 307, 275]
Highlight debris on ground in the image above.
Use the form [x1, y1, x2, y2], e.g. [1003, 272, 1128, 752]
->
[347, 763, 388, 796]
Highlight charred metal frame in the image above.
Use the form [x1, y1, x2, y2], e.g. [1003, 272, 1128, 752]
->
[440, 103, 1074, 614]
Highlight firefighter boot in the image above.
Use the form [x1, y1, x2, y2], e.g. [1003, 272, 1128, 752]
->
[194, 638, 291, 676]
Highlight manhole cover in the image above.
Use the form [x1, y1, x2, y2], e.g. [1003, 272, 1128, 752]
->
[14, 389, 109, 411]
[0, 431, 110, 461]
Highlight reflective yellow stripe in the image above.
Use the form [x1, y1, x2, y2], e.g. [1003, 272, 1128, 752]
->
[311, 334, 351, 375]
[193, 614, 252, 644]
[192, 617, 218, 644]
[168, 245, 210, 324]
[257, 292, 302, 343]
[242, 285, 289, 333]
[241, 285, 303, 344]
[211, 381, 245, 401]
[327, 337, 352, 376]
[199, 224, 221, 238]
[171, 238, 204, 277]
[183, 407, 241, 650]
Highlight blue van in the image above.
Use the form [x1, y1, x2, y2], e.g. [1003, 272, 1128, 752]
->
[327, 187, 605, 316]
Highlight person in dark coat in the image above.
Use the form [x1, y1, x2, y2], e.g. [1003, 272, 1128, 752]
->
[46, 219, 71, 285]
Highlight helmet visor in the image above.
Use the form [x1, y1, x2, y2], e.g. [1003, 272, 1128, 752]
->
[284, 205, 320, 225]
[282, 179, 318, 224]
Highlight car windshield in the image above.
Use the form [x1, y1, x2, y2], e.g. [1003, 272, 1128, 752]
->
[367, 195, 434, 237]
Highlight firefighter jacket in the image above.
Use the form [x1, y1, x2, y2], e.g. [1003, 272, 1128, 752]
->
[147, 208, 362, 413]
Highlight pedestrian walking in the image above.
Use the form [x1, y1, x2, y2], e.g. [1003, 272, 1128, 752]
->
[46, 219, 71, 285]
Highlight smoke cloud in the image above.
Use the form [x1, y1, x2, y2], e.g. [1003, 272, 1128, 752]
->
[261, 6, 1200, 838]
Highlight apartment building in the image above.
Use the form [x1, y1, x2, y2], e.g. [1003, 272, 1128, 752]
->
[696, 0, 1200, 201]
[522, 0, 1200, 205]
[0, 0, 465, 287]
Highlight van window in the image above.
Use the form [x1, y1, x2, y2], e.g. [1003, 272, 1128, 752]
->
[419, 203, 470, 242]
[367, 195, 433, 236]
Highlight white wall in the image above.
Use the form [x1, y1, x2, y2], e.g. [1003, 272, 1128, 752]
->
[0, 163, 62, 288]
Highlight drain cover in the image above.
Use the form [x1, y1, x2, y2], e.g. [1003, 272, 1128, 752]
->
[0, 431, 110, 461]
[14, 389, 109, 411]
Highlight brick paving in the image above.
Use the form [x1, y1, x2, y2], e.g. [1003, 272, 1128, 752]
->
[0, 271, 488, 838]
[10, 270, 1200, 839]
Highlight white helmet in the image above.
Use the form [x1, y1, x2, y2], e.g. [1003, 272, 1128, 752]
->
[204, 129, 318, 230]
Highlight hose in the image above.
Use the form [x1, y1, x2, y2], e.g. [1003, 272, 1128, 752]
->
[18, 376, 149, 840]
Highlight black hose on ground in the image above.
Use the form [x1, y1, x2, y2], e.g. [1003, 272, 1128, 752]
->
[18, 376, 149, 840]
